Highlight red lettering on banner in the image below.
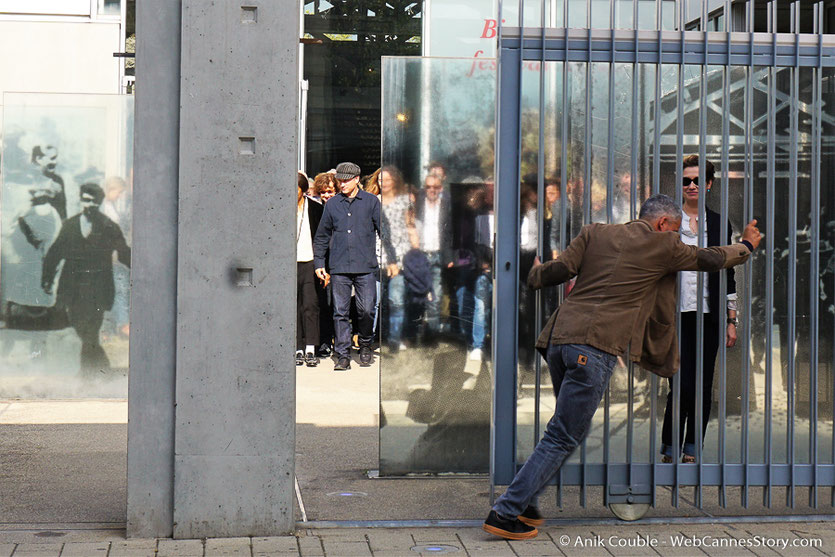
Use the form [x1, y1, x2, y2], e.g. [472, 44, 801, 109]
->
[481, 19, 498, 39]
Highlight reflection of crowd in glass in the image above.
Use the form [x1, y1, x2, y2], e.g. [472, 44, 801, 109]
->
[296, 162, 499, 368]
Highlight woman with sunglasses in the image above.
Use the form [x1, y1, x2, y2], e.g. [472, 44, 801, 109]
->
[660, 155, 738, 464]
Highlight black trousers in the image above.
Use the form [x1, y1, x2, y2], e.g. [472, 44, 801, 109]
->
[661, 311, 721, 456]
[68, 304, 109, 371]
[297, 261, 319, 350]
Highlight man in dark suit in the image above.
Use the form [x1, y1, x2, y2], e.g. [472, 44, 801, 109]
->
[414, 173, 453, 341]
[482, 194, 761, 540]
[42, 183, 131, 371]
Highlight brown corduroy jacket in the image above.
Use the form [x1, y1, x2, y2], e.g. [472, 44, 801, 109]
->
[527, 219, 751, 377]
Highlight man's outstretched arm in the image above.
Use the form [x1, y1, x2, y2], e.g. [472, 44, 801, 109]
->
[669, 219, 762, 273]
[527, 224, 590, 290]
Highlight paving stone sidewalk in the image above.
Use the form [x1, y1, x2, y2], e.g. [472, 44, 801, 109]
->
[1, 521, 834, 557]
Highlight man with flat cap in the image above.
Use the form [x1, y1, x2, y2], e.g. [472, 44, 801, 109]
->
[314, 162, 388, 371]
[42, 183, 131, 372]
[482, 193, 762, 540]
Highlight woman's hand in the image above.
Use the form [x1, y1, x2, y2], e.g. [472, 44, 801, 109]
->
[387, 263, 400, 277]
[726, 323, 737, 347]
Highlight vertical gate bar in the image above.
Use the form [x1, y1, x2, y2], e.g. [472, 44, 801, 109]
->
[602, 0, 615, 509]
[630, 0, 638, 217]
[742, 0, 754, 509]
[579, 0, 592, 509]
[491, 0, 503, 502]
[696, 61, 706, 509]
[650, 0, 662, 509]
[607, 0, 615, 224]
[764, 0, 775, 509]
[627, 0, 639, 500]
[491, 0, 523, 491]
[533, 0, 547, 458]
[557, 0, 569, 506]
[694, 0, 710, 509]
[718, 0, 732, 508]
[810, 0, 822, 509]
[786, 0, 799, 509]
[672, 0, 685, 505]
[653, 0, 661, 197]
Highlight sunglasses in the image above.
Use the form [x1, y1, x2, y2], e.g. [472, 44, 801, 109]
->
[682, 177, 700, 187]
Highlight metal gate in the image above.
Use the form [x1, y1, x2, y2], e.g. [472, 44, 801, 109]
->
[491, 0, 835, 518]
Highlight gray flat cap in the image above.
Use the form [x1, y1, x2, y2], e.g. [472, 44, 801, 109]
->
[335, 162, 361, 180]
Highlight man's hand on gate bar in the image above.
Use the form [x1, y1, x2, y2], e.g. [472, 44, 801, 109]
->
[742, 219, 762, 250]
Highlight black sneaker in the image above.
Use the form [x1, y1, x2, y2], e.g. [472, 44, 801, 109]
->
[482, 510, 538, 540]
[295, 351, 304, 366]
[359, 346, 373, 366]
[334, 356, 351, 371]
[518, 505, 544, 527]
[318, 343, 332, 358]
[304, 352, 319, 367]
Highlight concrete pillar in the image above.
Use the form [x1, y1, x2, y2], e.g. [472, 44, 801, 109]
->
[173, 0, 298, 538]
[127, 0, 181, 538]
[128, 0, 299, 538]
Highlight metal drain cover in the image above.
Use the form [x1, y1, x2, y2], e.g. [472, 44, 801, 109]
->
[410, 544, 460, 554]
[325, 491, 368, 497]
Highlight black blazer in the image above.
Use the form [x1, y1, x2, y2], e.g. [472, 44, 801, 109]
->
[306, 197, 323, 244]
[705, 207, 736, 323]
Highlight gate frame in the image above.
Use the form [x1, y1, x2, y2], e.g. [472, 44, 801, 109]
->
[492, 0, 835, 511]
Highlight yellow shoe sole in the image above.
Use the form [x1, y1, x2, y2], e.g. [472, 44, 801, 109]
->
[482, 523, 539, 540]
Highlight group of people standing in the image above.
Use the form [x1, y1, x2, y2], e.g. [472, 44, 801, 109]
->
[295, 161, 495, 370]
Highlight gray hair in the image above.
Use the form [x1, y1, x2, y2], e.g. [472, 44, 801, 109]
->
[639, 194, 681, 222]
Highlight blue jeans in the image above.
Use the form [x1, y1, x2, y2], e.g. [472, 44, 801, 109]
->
[471, 272, 491, 350]
[383, 274, 405, 345]
[331, 273, 377, 358]
[423, 251, 443, 335]
[493, 343, 617, 518]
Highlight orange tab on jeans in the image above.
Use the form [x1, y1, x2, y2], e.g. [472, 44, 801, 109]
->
[578, 354, 588, 365]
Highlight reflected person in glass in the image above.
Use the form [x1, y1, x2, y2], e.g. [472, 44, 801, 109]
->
[415, 173, 453, 345]
[379, 166, 412, 352]
[660, 155, 738, 464]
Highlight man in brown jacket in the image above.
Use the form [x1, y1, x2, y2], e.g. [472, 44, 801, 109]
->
[483, 194, 762, 540]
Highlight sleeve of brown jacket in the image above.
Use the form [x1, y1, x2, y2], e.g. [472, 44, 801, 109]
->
[666, 233, 751, 273]
[526, 224, 591, 289]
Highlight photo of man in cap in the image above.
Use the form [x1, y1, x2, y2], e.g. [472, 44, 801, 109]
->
[41, 183, 131, 372]
[314, 162, 389, 370]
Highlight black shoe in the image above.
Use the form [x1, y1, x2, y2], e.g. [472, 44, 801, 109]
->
[334, 356, 351, 371]
[295, 351, 304, 366]
[318, 343, 332, 358]
[482, 510, 538, 540]
[359, 346, 373, 366]
[305, 352, 319, 367]
[518, 505, 544, 527]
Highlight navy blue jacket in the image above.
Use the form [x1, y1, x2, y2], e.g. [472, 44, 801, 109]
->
[313, 189, 382, 274]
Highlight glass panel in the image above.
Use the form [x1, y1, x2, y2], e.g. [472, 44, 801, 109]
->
[0, 92, 131, 525]
[1, 93, 133, 398]
[380, 57, 495, 474]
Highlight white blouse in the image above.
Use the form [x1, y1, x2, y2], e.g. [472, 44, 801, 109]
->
[679, 211, 737, 313]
